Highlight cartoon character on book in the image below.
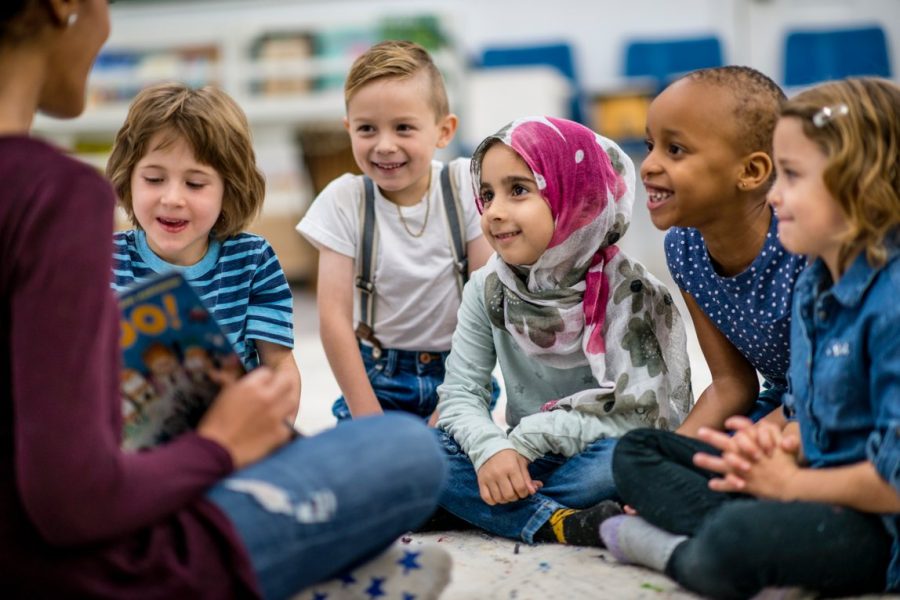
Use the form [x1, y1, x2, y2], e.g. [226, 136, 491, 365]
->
[184, 345, 214, 384]
[121, 367, 156, 415]
[143, 343, 190, 397]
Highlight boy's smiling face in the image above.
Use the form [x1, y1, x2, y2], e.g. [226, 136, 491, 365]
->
[344, 71, 457, 206]
[640, 78, 749, 231]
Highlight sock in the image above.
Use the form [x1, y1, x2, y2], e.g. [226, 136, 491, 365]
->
[533, 500, 623, 546]
[294, 540, 452, 600]
[599, 515, 687, 572]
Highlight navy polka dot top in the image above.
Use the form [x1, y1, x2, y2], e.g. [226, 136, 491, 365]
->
[664, 212, 807, 388]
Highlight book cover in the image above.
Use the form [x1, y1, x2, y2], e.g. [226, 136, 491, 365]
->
[118, 272, 244, 451]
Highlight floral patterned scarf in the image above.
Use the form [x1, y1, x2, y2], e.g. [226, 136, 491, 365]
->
[472, 117, 692, 429]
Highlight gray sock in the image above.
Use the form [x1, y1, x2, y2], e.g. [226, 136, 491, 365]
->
[599, 515, 687, 572]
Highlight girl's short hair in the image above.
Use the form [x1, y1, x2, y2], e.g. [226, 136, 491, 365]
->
[781, 78, 900, 270]
[106, 82, 266, 240]
[343, 40, 449, 120]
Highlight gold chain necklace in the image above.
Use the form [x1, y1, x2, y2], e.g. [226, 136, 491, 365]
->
[395, 198, 430, 238]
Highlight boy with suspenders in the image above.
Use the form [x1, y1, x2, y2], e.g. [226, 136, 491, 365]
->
[298, 40, 493, 422]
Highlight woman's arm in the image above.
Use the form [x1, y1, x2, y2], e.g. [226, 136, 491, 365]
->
[316, 247, 382, 417]
[12, 168, 292, 547]
[676, 290, 761, 437]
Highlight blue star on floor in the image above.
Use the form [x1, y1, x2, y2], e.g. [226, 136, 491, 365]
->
[339, 572, 356, 587]
[402, 593, 416, 600]
[365, 576, 386, 598]
[397, 550, 422, 575]
[312, 593, 328, 600]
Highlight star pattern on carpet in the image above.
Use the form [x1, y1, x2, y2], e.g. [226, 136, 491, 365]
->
[365, 576, 386, 598]
[397, 550, 422, 575]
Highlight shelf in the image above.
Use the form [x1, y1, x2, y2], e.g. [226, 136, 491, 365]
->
[33, 89, 348, 137]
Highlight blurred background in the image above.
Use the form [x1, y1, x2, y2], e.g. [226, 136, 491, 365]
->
[32, 0, 899, 430]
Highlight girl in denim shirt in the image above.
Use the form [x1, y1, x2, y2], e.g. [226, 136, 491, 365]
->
[601, 78, 900, 599]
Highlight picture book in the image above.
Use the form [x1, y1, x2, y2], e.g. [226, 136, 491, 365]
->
[118, 272, 244, 451]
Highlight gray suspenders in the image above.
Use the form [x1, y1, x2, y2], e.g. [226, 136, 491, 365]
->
[354, 164, 468, 358]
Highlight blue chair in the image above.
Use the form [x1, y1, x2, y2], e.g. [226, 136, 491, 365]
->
[783, 26, 891, 87]
[623, 35, 723, 91]
[479, 43, 584, 123]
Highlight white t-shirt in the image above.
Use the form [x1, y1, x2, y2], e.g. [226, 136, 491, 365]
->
[297, 158, 483, 351]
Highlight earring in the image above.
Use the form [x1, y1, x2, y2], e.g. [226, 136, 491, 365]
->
[67, 13, 78, 27]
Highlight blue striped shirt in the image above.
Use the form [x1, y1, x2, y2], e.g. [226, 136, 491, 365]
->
[112, 230, 294, 368]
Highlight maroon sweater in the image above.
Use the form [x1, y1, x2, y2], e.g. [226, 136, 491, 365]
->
[0, 137, 259, 598]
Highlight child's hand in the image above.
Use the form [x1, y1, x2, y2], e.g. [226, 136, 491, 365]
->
[197, 367, 297, 469]
[694, 421, 802, 500]
[476, 449, 542, 505]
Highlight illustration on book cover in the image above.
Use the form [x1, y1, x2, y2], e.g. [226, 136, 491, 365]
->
[118, 272, 243, 451]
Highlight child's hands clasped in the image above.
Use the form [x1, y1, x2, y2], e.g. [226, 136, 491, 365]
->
[476, 449, 542, 505]
[693, 416, 803, 500]
[197, 367, 297, 469]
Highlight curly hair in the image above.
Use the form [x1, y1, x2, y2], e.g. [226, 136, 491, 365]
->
[106, 82, 266, 240]
[682, 65, 786, 160]
[780, 78, 900, 271]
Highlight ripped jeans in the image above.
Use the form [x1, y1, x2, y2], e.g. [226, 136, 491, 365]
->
[207, 413, 446, 600]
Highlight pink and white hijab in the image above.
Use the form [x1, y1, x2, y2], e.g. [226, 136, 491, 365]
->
[472, 117, 692, 429]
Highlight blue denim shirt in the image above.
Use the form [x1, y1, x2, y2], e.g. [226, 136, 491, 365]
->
[783, 237, 900, 591]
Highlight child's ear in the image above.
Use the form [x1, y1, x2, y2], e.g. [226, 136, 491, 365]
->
[342, 117, 350, 133]
[435, 113, 459, 149]
[738, 151, 774, 191]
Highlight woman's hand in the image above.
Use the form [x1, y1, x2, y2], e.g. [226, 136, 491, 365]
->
[476, 449, 542, 505]
[197, 367, 296, 469]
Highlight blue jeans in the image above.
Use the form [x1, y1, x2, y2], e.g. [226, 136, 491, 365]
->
[207, 413, 446, 600]
[435, 429, 618, 543]
[333, 343, 499, 420]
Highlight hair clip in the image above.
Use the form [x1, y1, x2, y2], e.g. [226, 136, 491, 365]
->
[812, 103, 849, 128]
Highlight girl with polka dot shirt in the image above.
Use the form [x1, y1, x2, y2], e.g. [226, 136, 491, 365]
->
[641, 66, 807, 437]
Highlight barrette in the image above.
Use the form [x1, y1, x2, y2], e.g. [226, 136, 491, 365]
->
[812, 103, 849, 128]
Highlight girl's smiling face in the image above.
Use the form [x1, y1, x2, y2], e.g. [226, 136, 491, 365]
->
[131, 130, 224, 266]
[768, 116, 848, 277]
[478, 143, 555, 266]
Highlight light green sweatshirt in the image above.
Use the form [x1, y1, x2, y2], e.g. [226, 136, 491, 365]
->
[437, 269, 647, 471]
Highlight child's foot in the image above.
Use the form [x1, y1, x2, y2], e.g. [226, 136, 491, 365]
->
[292, 540, 452, 600]
[599, 515, 686, 572]
[533, 500, 623, 546]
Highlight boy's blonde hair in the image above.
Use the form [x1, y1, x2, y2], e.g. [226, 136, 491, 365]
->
[343, 40, 449, 120]
[106, 82, 266, 240]
[781, 77, 900, 271]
